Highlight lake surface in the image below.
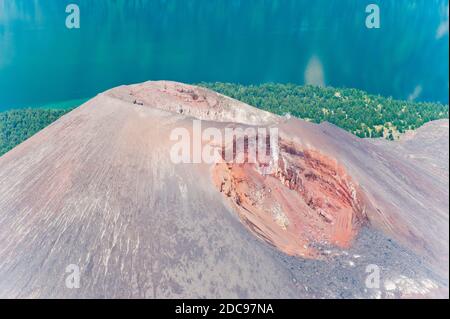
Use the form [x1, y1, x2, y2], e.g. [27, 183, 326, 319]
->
[0, 0, 448, 110]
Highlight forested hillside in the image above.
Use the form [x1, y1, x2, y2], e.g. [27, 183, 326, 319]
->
[200, 83, 449, 139]
[1, 83, 448, 156]
[0, 109, 71, 156]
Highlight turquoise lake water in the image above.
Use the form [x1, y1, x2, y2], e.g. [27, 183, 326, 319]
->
[0, 0, 448, 110]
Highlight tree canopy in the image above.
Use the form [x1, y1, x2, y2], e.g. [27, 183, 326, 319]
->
[199, 82, 449, 140]
[1, 83, 448, 156]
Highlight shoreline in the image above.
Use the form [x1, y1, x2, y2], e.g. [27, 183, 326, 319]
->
[0, 97, 91, 113]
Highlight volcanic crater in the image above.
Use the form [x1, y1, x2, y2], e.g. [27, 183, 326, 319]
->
[0, 81, 447, 298]
[212, 138, 367, 259]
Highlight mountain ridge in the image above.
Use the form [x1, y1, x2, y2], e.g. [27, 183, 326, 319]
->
[0, 81, 448, 298]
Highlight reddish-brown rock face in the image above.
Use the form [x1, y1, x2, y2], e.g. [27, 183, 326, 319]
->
[213, 139, 367, 258]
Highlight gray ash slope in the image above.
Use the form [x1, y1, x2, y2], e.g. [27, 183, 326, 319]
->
[0, 81, 448, 298]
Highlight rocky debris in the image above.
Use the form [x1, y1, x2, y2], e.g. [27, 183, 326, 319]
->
[107, 80, 280, 125]
[0, 81, 447, 298]
[212, 139, 366, 258]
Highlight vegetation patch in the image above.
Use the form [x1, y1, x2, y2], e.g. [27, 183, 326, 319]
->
[0, 108, 71, 156]
[1, 83, 448, 156]
[200, 83, 449, 139]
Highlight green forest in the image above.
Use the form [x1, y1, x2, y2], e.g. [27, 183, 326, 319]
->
[200, 83, 449, 140]
[1, 83, 448, 156]
[0, 108, 71, 156]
